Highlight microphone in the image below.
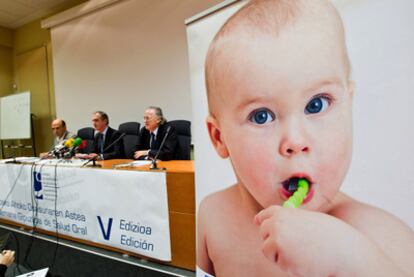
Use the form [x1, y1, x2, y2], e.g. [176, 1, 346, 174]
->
[82, 133, 125, 167]
[150, 126, 171, 170]
[49, 134, 78, 159]
[78, 140, 87, 150]
[64, 138, 75, 148]
[102, 133, 125, 153]
[64, 137, 83, 158]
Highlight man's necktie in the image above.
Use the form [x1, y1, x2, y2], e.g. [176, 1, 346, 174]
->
[150, 133, 156, 150]
[97, 133, 104, 154]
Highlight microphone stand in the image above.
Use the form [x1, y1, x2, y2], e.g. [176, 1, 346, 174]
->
[82, 155, 102, 167]
[150, 126, 171, 171]
[150, 158, 163, 170]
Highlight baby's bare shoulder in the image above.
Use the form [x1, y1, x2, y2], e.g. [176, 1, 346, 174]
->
[198, 184, 253, 241]
[330, 193, 411, 233]
[199, 184, 241, 216]
[330, 193, 414, 274]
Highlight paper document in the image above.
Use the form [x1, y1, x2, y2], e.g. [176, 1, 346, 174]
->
[112, 160, 152, 169]
[0, 157, 40, 164]
[130, 160, 152, 166]
[16, 267, 49, 277]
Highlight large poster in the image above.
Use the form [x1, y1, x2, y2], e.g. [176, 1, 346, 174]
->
[0, 164, 171, 261]
[187, 0, 414, 276]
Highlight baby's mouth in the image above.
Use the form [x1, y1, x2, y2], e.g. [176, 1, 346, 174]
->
[281, 176, 313, 197]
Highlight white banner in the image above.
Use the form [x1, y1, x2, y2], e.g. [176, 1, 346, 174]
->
[0, 163, 171, 261]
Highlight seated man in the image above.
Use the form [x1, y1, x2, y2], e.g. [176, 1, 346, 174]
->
[77, 111, 123, 160]
[134, 106, 177, 161]
[39, 118, 75, 158]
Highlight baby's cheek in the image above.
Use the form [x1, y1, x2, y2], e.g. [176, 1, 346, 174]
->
[317, 137, 351, 192]
[240, 160, 279, 204]
[243, 164, 270, 190]
[255, 164, 282, 201]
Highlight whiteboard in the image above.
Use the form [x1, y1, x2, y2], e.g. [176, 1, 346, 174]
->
[0, 91, 31, 140]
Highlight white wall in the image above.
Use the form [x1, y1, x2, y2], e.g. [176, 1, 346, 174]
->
[51, 0, 222, 131]
[187, 0, 414, 228]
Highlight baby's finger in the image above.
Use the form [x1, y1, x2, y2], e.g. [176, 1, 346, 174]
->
[258, 216, 278, 241]
[262, 234, 280, 263]
[255, 205, 282, 225]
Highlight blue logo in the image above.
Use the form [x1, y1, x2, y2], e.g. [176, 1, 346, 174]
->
[33, 171, 43, 200]
[97, 216, 113, 240]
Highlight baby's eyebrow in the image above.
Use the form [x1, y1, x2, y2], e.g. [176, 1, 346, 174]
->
[306, 77, 344, 92]
[235, 95, 274, 111]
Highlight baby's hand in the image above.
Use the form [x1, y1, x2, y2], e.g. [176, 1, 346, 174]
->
[254, 206, 367, 276]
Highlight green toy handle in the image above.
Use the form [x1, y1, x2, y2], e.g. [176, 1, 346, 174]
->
[283, 179, 309, 208]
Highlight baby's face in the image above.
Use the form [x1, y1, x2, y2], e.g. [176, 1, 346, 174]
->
[208, 17, 353, 211]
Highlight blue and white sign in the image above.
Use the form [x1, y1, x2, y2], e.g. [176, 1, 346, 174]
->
[0, 163, 171, 261]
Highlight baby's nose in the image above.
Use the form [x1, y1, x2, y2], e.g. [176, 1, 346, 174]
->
[281, 143, 309, 156]
[279, 130, 310, 157]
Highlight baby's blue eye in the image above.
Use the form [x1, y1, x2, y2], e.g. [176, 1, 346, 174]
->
[305, 96, 330, 114]
[249, 109, 275, 124]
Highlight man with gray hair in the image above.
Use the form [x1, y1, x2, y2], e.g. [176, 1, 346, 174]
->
[134, 106, 177, 161]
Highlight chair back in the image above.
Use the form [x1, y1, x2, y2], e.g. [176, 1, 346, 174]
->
[168, 120, 191, 160]
[77, 127, 95, 153]
[118, 122, 141, 159]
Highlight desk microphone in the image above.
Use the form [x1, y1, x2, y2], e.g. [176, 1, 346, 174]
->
[82, 133, 125, 167]
[50, 134, 78, 158]
[150, 126, 171, 170]
[82, 155, 101, 168]
[102, 132, 125, 153]
[64, 137, 83, 158]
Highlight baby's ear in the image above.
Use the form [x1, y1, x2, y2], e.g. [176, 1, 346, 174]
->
[206, 115, 229, 158]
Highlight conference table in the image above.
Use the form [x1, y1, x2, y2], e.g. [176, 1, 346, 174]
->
[0, 159, 195, 271]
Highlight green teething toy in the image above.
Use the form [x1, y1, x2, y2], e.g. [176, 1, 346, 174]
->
[283, 179, 309, 208]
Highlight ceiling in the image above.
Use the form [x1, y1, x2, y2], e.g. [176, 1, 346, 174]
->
[0, 0, 86, 29]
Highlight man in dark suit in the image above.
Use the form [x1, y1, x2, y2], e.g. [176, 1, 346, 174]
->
[82, 111, 123, 160]
[134, 106, 177, 161]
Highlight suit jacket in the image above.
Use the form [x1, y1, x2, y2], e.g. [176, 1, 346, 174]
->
[93, 127, 124, 160]
[135, 123, 177, 161]
[0, 264, 7, 277]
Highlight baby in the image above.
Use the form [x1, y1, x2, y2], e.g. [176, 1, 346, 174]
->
[197, 0, 414, 276]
